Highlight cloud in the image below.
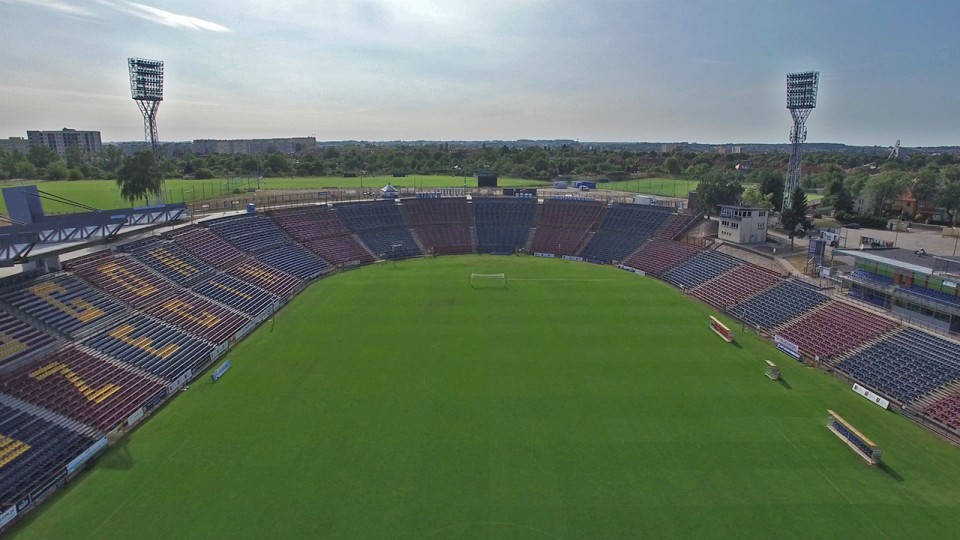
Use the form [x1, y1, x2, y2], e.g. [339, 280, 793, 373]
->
[3, 0, 230, 31]
[97, 0, 231, 32]
[1, 0, 94, 17]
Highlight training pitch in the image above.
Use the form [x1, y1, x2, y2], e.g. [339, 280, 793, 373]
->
[11, 256, 960, 538]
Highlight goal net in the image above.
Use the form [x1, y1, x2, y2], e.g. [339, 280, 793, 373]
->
[469, 273, 508, 289]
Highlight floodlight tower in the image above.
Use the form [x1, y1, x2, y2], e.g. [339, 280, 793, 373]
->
[128, 58, 164, 158]
[784, 71, 819, 209]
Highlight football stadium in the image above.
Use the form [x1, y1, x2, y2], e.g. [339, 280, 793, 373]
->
[1, 195, 960, 538]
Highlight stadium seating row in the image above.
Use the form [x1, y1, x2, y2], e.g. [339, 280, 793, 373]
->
[662, 250, 742, 290]
[578, 204, 673, 263]
[473, 198, 537, 254]
[690, 263, 782, 311]
[728, 279, 830, 330]
[621, 239, 701, 276]
[775, 301, 899, 361]
[836, 328, 960, 403]
[529, 199, 604, 256]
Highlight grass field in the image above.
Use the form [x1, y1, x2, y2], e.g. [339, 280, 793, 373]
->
[0, 176, 544, 216]
[597, 177, 698, 198]
[10, 256, 960, 538]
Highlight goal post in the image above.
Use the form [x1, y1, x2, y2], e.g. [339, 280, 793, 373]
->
[469, 273, 508, 289]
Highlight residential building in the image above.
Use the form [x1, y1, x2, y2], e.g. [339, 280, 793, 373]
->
[0, 137, 29, 154]
[193, 137, 316, 155]
[26, 128, 102, 156]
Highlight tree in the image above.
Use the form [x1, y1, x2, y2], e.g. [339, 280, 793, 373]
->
[695, 169, 742, 215]
[822, 178, 854, 214]
[751, 169, 785, 211]
[46, 161, 68, 181]
[844, 169, 870, 201]
[98, 145, 126, 174]
[865, 170, 909, 216]
[911, 167, 942, 217]
[937, 175, 960, 226]
[664, 156, 681, 175]
[780, 187, 808, 247]
[741, 184, 774, 208]
[64, 145, 84, 168]
[27, 145, 57, 169]
[116, 150, 163, 205]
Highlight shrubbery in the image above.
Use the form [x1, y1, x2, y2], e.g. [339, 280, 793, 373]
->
[833, 211, 887, 229]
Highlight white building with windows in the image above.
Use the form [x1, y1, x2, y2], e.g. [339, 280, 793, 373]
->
[718, 205, 769, 244]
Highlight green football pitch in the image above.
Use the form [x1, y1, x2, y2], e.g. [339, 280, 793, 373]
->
[10, 256, 960, 538]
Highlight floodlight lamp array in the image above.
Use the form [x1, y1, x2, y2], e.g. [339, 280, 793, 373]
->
[786, 71, 818, 110]
[129, 58, 164, 102]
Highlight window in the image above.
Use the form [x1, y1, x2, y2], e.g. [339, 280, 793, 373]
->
[758, 222, 765, 229]
[759, 211, 766, 217]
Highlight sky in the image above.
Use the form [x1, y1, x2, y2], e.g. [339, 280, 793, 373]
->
[1, 0, 959, 146]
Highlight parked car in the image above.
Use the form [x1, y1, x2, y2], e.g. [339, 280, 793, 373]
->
[843, 223, 861, 229]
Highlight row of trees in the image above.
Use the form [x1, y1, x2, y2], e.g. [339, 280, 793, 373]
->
[695, 160, 960, 226]
[4, 142, 960, 225]
[10, 142, 952, 184]
[0, 145, 128, 181]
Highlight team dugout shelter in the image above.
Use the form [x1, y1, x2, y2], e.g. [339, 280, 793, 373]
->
[839, 247, 960, 334]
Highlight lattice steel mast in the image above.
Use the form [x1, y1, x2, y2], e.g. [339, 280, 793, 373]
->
[128, 58, 164, 158]
[784, 71, 818, 209]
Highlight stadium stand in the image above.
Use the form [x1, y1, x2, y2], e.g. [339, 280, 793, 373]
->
[924, 393, 960, 431]
[336, 201, 422, 259]
[73, 254, 173, 309]
[661, 250, 742, 289]
[124, 238, 217, 287]
[901, 285, 960, 308]
[849, 268, 893, 286]
[205, 215, 291, 254]
[62, 250, 113, 271]
[690, 263, 782, 311]
[190, 274, 278, 316]
[270, 206, 375, 266]
[0, 346, 166, 432]
[227, 259, 303, 298]
[529, 199, 604, 255]
[775, 301, 900, 361]
[400, 198, 474, 255]
[622, 239, 701, 276]
[579, 204, 673, 263]
[302, 234, 376, 266]
[472, 197, 537, 254]
[654, 213, 698, 240]
[168, 226, 246, 269]
[0, 403, 95, 504]
[0, 274, 127, 338]
[727, 279, 830, 330]
[271, 205, 349, 240]
[143, 291, 251, 344]
[848, 283, 889, 308]
[254, 243, 330, 281]
[84, 314, 214, 380]
[835, 328, 960, 403]
[0, 311, 58, 368]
